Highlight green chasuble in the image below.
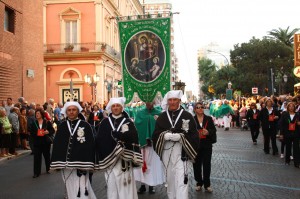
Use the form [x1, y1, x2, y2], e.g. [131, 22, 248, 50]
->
[134, 106, 162, 147]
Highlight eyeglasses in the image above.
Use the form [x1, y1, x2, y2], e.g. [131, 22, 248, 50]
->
[196, 106, 205, 109]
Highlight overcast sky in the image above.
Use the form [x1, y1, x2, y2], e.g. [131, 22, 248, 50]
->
[170, 0, 300, 97]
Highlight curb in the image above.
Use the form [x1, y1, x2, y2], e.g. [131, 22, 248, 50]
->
[0, 149, 32, 163]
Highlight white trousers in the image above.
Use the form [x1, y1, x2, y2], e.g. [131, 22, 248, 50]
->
[62, 169, 96, 199]
[163, 141, 190, 199]
[223, 115, 232, 128]
[105, 159, 138, 199]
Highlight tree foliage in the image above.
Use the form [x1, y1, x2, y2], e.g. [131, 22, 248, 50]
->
[267, 26, 300, 48]
[230, 37, 295, 96]
[198, 27, 299, 99]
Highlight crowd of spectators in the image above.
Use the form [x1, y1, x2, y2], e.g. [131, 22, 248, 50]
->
[0, 97, 107, 158]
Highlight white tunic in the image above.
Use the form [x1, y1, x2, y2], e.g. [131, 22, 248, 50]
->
[162, 141, 191, 199]
[223, 115, 232, 128]
[62, 169, 96, 199]
[105, 159, 138, 199]
[134, 146, 165, 186]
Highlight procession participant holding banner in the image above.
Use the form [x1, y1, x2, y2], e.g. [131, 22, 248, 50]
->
[50, 102, 96, 199]
[95, 97, 142, 199]
[133, 101, 165, 194]
[153, 90, 199, 199]
[193, 102, 216, 193]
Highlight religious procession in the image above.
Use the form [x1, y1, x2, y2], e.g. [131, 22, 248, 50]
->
[1, 0, 300, 199]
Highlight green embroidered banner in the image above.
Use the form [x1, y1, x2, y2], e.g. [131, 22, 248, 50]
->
[118, 17, 171, 103]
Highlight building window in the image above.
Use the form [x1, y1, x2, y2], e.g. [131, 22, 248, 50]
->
[65, 21, 77, 44]
[59, 7, 81, 49]
[4, 7, 15, 33]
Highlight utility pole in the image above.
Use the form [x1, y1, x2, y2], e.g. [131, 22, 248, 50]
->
[270, 68, 274, 95]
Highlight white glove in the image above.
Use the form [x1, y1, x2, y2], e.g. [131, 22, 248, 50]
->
[164, 132, 173, 140]
[170, 134, 181, 142]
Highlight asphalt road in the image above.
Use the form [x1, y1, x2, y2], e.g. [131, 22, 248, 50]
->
[1, 126, 300, 199]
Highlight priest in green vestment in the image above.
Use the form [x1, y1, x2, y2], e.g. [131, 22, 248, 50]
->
[133, 102, 165, 194]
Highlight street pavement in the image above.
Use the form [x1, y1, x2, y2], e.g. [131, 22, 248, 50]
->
[1, 126, 300, 199]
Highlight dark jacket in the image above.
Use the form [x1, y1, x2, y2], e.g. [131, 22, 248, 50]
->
[153, 108, 199, 162]
[279, 111, 300, 139]
[31, 119, 55, 146]
[95, 111, 142, 170]
[246, 109, 260, 127]
[88, 111, 104, 128]
[194, 114, 217, 146]
[51, 119, 95, 170]
[260, 107, 280, 130]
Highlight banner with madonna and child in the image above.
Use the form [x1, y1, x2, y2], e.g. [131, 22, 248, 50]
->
[118, 17, 171, 103]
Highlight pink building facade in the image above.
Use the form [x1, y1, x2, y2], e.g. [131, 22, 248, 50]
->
[44, 0, 143, 104]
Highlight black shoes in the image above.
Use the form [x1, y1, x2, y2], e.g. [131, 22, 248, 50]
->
[264, 150, 270, 154]
[33, 174, 40, 178]
[149, 186, 155, 194]
[138, 185, 155, 194]
[137, 185, 146, 194]
[285, 162, 290, 165]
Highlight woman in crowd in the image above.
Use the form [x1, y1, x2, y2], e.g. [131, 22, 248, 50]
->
[279, 102, 288, 159]
[193, 102, 217, 193]
[42, 103, 52, 121]
[260, 98, 279, 155]
[246, 103, 260, 145]
[19, 107, 30, 150]
[0, 107, 12, 157]
[31, 109, 54, 178]
[88, 104, 103, 132]
[279, 102, 300, 167]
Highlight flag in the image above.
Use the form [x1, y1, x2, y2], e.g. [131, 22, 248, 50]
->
[118, 17, 171, 103]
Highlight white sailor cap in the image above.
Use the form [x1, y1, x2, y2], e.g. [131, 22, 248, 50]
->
[161, 90, 183, 111]
[105, 97, 126, 113]
[61, 101, 83, 116]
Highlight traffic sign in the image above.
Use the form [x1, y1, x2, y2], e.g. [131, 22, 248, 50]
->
[252, 87, 258, 94]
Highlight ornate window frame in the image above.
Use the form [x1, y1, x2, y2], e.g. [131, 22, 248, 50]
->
[59, 7, 81, 50]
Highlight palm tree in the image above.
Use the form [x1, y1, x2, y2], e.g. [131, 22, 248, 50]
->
[267, 26, 299, 47]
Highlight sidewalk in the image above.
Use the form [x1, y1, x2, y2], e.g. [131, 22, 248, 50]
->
[0, 149, 32, 162]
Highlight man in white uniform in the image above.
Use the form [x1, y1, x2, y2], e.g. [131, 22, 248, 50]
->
[51, 101, 96, 199]
[96, 97, 143, 199]
[153, 90, 199, 199]
[134, 101, 165, 194]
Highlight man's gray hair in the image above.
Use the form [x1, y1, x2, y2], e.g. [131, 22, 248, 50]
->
[18, 97, 25, 103]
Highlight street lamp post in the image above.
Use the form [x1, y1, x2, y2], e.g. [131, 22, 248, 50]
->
[104, 79, 120, 100]
[226, 81, 233, 100]
[84, 73, 100, 102]
[282, 74, 288, 94]
[174, 80, 186, 93]
[228, 81, 232, 89]
[207, 49, 230, 67]
[270, 68, 275, 95]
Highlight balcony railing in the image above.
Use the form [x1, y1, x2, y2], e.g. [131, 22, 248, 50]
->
[44, 42, 121, 60]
